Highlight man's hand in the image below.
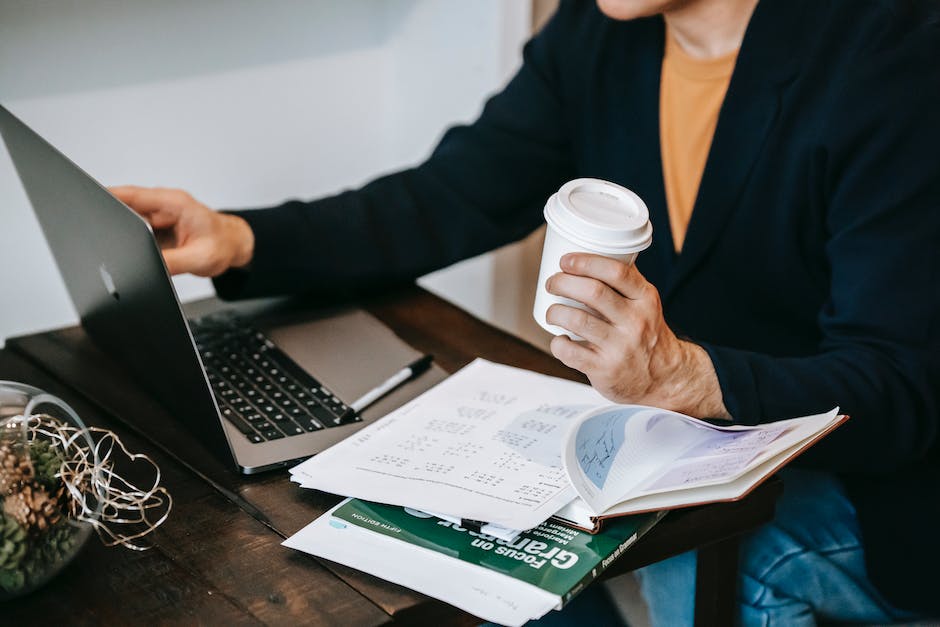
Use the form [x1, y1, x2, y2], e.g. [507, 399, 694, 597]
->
[109, 186, 254, 277]
[545, 253, 730, 419]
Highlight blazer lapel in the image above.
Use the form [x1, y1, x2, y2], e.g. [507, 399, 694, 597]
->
[661, 0, 807, 302]
[598, 17, 674, 285]
[625, 19, 676, 281]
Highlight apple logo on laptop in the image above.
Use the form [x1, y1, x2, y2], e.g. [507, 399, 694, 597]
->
[99, 263, 120, 301]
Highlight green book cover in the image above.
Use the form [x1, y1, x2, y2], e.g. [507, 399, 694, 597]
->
[331, 499, 662, 602]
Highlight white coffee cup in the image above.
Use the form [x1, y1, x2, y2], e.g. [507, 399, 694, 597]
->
[533, 178, 653, 337]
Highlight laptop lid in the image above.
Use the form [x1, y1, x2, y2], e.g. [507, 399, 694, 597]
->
[0, 104, 240, 467]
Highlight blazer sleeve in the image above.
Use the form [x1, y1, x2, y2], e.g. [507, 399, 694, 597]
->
[213, 3, 580, 300]
[700, 20, 940, 473]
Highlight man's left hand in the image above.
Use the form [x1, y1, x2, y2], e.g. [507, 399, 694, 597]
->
[545, 253, 729, 419]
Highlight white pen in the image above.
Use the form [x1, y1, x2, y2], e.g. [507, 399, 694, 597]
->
[350, 354, 434, 413]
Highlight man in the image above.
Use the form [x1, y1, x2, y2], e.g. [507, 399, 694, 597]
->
[112, 0, 940, 624]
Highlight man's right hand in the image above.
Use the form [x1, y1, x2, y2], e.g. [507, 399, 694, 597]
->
[109, 186, 255, 277]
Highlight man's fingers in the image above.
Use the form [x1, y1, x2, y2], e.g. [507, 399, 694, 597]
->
[108, 185, 140, 203]
[546, 303, 611, 345]
[109, 185, 155, 213]
[162, 247, 194, 276]
[162, 241, 218, 277]
[550, 334, 597, 373]
[109, 185, 191, 217]
[560, 253, 647, 300]
[143, 212, 179, 230]
[546, 272, 622, 322]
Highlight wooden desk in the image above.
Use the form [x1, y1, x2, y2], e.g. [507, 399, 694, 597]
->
[2, 286, 780, 625]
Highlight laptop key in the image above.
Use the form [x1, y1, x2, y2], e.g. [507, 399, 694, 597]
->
[296, 417, 323, 432]
[262, 429, 284, 440]
[332, 407, 360, 425]
[220, 407, 255, 436]
[305, 403, 334, 427]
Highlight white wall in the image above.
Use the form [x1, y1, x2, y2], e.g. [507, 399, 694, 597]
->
[0, 0, 531, 345]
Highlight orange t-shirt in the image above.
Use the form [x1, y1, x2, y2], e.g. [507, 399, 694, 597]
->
[660, 31, 739, 251]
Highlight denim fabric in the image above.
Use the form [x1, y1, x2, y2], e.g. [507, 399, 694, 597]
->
[524, 583, 625, 627]
[636, 468, 919, 627]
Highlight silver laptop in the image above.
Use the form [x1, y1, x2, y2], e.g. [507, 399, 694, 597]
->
[0, 104, 382, 474]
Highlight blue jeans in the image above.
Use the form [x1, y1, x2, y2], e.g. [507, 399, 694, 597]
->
[636, 468, 918, 626]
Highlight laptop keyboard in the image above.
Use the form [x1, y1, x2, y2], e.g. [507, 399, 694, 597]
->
[190, 313, 361, 444]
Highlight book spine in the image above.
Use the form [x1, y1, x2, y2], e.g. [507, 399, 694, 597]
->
[560, 511, 666, 607]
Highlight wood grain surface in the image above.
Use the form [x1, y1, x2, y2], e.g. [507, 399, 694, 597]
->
[4, 285, 780, 625]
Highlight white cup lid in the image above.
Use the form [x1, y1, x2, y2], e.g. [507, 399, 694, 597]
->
[544, 178, 653, 253]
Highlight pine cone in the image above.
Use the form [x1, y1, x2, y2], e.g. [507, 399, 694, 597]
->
[0, 443, 35, 496]
[0, 513, 28, 592]
[2, 481, 63, 533]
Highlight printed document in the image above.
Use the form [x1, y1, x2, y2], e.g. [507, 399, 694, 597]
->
[291, 360, 607, 530]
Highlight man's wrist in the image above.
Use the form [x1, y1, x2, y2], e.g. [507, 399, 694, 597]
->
[672, 341, 731, 420]
[224, 214, 255, 270]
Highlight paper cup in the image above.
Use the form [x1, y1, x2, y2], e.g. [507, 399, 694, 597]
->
[533, 178, 653, 338]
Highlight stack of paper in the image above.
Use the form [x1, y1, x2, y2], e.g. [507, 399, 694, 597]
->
[284, 498, 662, 626]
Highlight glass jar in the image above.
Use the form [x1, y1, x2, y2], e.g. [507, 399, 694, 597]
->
[0, 381, 102, 600]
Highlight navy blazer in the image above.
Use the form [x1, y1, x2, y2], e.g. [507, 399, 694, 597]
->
[217, 0, 940, 612]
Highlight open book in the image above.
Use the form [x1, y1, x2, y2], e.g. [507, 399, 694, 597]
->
[555, 404, 845, 531]
[290, 359, 846, 532]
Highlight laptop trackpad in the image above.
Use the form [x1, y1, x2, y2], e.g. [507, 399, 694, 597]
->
[261, 308, 447, 421]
